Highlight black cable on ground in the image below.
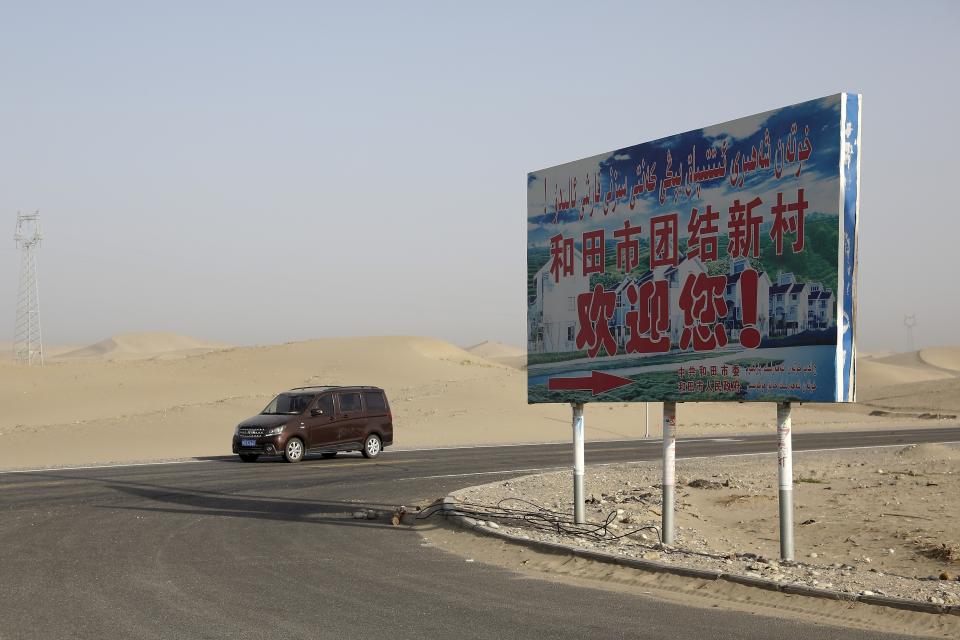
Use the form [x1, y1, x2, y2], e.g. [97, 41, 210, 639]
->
[419, 496, 747, 563]
[417, 496, 663, 545]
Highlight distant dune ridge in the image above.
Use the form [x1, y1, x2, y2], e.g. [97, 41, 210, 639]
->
[56, 331, 230, 360]
[0, 342, 80, 358]
[0, 333, 957, 470]
[464, 341, 525, 359]
[915, 347, 960, 372]
[465, 340, 526, 369]
[857, 347, 960, 387]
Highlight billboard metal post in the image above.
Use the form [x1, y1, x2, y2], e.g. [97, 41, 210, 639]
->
[777, 402, 794, 561]
[644, 402, 650, 439]
[662, 401, 677, 544]
[572, 402, 585, 524]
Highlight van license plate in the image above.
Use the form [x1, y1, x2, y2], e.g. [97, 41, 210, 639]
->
[241, 439, 256, 447]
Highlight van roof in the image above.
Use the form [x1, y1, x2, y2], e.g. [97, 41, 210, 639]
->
[286, 385, 384, 393]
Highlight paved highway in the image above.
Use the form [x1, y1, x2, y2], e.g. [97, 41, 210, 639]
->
[2, 427, 957, 639]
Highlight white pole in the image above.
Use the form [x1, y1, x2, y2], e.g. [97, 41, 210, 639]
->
[572, 402, 585, 524]
[777, 401, 794, 561]
[662, 401, 677, 545]
[644, 402, 650, 438]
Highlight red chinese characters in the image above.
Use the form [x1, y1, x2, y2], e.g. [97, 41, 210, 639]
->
[737, 268, 761, 349]
[625, 280, 670, 353]
[549, 234, 575, 283]
[727, 196, 763, 258]
[613, 220, 642, 273]
[678, 272, 729, 351]
[769, 189, 808, 255]
[582, 230, 605, 275]
[686, 205, 720, 262]
[576, 284, 617, 358]
[649, 213, 679, 268]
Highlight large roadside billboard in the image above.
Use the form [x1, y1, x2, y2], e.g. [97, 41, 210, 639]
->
[527, 93, 860, 404]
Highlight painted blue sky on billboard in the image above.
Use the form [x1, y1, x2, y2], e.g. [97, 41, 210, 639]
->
[528, 96, 841, 247]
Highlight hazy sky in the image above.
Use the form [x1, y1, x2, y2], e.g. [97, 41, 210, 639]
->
[1, 1, 957, 351]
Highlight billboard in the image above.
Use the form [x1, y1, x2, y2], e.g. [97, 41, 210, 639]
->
[527, 94, 860, 404]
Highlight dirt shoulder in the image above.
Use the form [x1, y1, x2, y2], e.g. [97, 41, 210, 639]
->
[419, 523, 958, 639]
[438, 443, 960, 637]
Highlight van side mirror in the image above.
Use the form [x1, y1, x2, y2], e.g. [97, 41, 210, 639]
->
[311, 408, 323, 416]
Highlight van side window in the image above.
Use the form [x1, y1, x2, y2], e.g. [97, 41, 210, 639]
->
[288, 394, 314, 414]
[362, 391, 386, 414]
[315, 394, 334, 415]
[338, 392, 362, 414]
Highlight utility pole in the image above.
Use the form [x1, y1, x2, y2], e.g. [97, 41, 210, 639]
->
[13, 211, 43, 365]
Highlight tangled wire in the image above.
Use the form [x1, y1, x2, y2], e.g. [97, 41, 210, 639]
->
[417, 496, 663, 545]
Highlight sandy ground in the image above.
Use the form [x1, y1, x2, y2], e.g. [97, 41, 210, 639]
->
[0, 333, 958, 470]
[448, 444, 960, 617]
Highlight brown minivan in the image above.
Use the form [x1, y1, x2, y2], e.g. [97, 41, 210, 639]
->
[231, 386, 393, 463]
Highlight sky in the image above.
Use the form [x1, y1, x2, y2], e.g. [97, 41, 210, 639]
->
[1, 0, 958, 352]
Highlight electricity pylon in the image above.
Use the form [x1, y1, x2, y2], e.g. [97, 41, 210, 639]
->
[903, 314, 917, 353]
[13, 211, 43, 365]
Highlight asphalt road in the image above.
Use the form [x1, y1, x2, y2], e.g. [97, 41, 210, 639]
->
[2, 426, 958, 640]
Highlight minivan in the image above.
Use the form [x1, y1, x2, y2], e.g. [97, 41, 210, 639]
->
[231, 386, 393, 462]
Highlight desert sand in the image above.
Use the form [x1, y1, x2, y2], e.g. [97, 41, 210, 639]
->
[0, 332, 958, 470]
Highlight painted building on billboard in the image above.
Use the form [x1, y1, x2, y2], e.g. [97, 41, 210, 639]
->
[528, 249, 588, 353]
[768, 274, 836, 337]
[808, 286, 836, 331]
[526, 93, 860, 404]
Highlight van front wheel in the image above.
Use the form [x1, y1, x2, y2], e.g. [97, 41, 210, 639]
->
[362, 434, 382, 459]
[283, 438, 304, 463]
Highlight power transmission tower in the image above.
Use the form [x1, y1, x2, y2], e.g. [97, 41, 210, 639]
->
[903, 314, 917, 353]
[13, 211, 43, 365]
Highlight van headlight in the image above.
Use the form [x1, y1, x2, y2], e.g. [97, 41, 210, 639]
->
[264, 425, 284, 436]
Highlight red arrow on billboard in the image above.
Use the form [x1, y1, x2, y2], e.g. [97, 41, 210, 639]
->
[548, 371, 634, 395]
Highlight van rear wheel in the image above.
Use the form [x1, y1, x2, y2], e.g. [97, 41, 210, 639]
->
[283, 438, 304, 463]
[362, 434, 382, 459]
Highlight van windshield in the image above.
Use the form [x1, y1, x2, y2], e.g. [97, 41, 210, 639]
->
[262, 393, 315, 415]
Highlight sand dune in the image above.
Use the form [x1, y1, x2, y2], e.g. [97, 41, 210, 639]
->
[0, 337, 957, 470]
[855, 350, 895, 360]
[56, 332, 230, 360]
[466, 341, 527, 369]
[870, 348, 960, 375]
[465, 341, 525, 359]
[856, 358, 954, 387]
[851, 347, 960, 415]
[918, 346, 960, 373]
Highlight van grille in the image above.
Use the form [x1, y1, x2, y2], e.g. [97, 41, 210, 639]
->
[239, 427, 265, 437]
